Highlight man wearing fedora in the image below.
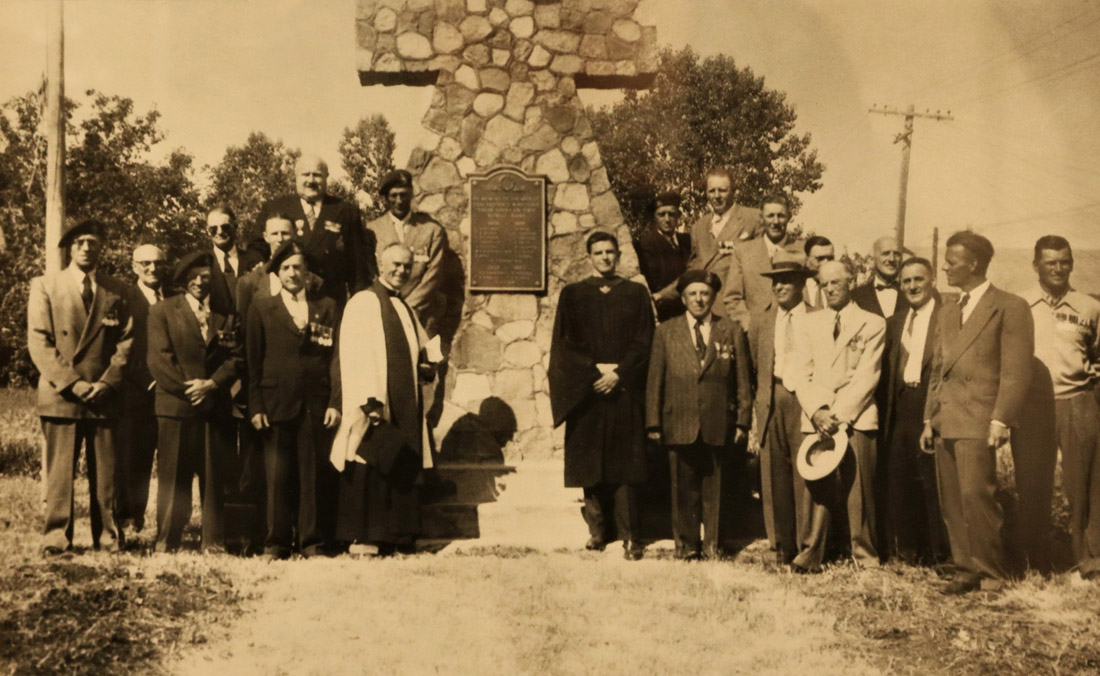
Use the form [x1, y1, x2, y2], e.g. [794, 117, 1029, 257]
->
[646, 270, 752, 560]
[881, 257, 949, 565]
[256, 154, 373, 304]
[28, 219, 134, 555]
[787, 260, 885, 572]
[247, 241, 342, 560]
[366, 169, 448, 338]
[722, 193, 806, 331]
[921, 231, 1034, 593]
[147, 252, 243, 553]
[746, 257, 818, 565]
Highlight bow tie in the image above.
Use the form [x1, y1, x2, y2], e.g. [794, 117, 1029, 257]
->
[875, 282, 898, 291]
[381, 285, 401, 298]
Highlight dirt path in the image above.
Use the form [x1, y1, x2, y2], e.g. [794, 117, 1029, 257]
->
[171, 461, 881, 676]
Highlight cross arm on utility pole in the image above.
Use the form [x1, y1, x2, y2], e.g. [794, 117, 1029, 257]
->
[868, 103, 954, 247]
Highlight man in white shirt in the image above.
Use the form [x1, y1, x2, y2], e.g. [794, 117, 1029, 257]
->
[787, 261, 886, 572]
[881, 257, 949, 565]
[746, 258, 819, 564]
[1024, 235, 1100, 579]
[852, 236, 908, 320]
[205, 206, 262, 316]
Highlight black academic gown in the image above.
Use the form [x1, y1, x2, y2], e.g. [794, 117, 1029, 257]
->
[549, 276, 654, 488]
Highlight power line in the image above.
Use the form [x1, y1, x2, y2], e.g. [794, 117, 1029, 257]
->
[953, 49, 1100, 106]
[904, 9, 1100, 100]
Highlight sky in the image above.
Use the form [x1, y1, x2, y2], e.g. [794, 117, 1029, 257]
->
[1, 0, 1099, 259]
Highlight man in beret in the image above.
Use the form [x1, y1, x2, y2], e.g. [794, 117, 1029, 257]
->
[366, 169, 448, 338]
[247, 241, 342, 560]
[255, 154, 373, 304]
[745, 256, 818, 565]
[147, 252, 243, 553]
[633, 191, 692, 322]
[646, 270, 752, 559]
[549, 231, 654, 560]
[722, 194, 807, 331]
[787, 260, 886, 572]
[28, 219, 134, 555]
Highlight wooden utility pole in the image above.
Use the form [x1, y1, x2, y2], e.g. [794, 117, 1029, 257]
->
[45, 0, 65, 271]
[931, 226, 939, 286]
[869, 104, 953, 248]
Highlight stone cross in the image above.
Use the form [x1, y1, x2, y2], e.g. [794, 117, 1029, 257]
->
[356, 0, 658, 455]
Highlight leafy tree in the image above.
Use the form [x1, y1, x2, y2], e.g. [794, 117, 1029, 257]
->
[205, 132, 299, 239]
[338, 114, 395, 219]
[588, 46, 825, 233]
[0, 86, 203, 385]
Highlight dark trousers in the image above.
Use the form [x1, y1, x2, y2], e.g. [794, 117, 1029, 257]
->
[155, 415, 235, 552]
[41, 417, 119, 550]
[262, 411, 333, 555]
[669, 440, 722, 556]
[1011, 359, 1057, 572]
[886, 387, 950, 563]
[116, 395, 157, 530]
[760, 382, 804, 562]
[1056, 390, 1100, 575]
[936, 437, 1009, 582]
[582, 483, 639, 543]
[793, 429, 878, 571]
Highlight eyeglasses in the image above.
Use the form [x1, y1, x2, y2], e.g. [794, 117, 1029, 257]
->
[134, 260, 167, 267]
[207, 224, 235, 235]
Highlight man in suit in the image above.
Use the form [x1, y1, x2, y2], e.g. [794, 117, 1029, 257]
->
[881, 257, 949, 564]
[236, 212, 325, 326]
[205, 206, 263, 316]
[802, 236, 835, 310]
[787, 260, 886, 572]
[686, 168, 761, 302]
[921, 231, 1034, 594]
[722, 193, 806, 330]
[646, 270, 752, 560]
[247, 241, 342, 560]
[1024, 235, 1099, 578]
[634, 191, 692, 322]
[366, 170, 448, 337]
[746, 258, 818, 565]
[116, 244, 170, 539]
[28, 219, 134, 555]
[256, 154, 372, 304]
[147, 252, 243, 553]
[852, 236, 908, 320]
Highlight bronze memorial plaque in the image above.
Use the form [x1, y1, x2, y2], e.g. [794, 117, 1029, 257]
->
[468, 167, 547, 292]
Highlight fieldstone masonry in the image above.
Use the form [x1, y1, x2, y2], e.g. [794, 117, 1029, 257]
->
[356, 0, 658, 457]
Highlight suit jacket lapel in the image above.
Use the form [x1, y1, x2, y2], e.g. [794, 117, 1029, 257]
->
[943, 290, 996, 374]
[207, 311, 227, 347]
[59, 274, 90, 344]
[699, 321, 722, 376]
[75, 279, 108, 355]
[922, 304, 940, 368]
[674, 317, 703, 376]
[274, 295, 305, 338]
[831, 312, 865, 366]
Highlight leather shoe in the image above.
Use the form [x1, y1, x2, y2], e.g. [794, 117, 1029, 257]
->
[623, 541, 644, 561]
[585, 537, 607, 552]
[941, 576, 980, 595]
[41, 545, 65, 557]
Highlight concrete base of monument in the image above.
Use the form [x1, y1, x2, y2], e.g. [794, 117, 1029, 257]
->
[420, 459, 766, 555]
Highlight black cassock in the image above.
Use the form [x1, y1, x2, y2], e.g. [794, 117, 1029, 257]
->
[549, 276, 654, 488]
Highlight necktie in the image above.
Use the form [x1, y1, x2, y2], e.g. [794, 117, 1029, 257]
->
[306, 202, 318, 228]
[290, 294, 307, 330]
[223, 256, 235, 277]
[958, 293, 970, 325]
[833, 311, 841, 341]
[154, 287, 163, 303]
[901, 310, 916, 352]
[777, 311, 794, 384]
[81, 274, 93, 312]
[195, 304, 210, 341]
[693, 321, 706, 362]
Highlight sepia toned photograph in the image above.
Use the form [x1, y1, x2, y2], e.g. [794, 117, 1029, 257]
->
[1, 0, 1099, 674]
